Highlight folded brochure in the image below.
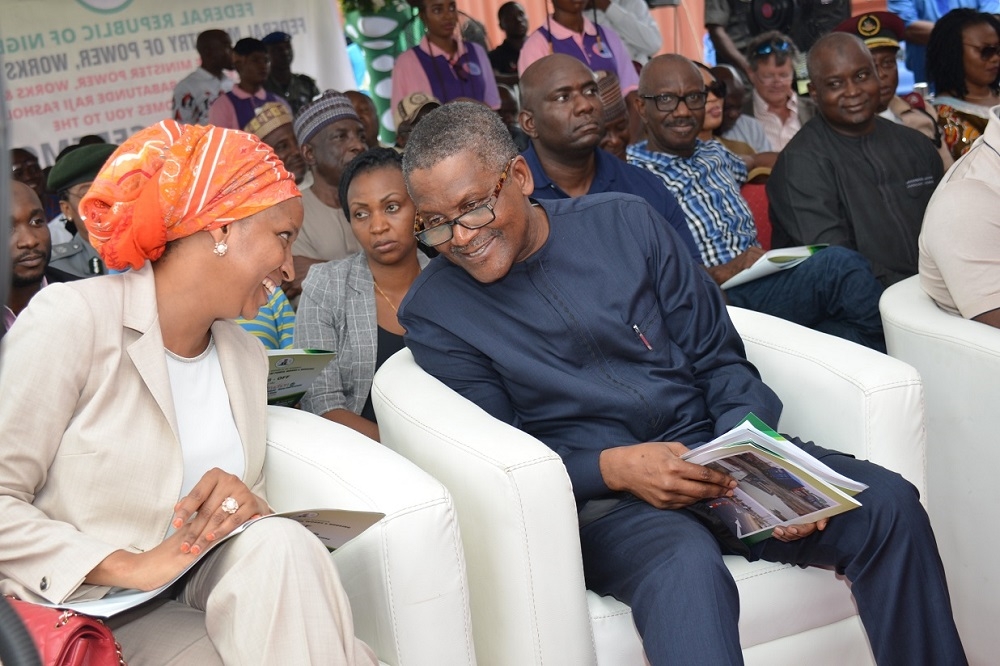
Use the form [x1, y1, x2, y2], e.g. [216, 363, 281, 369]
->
[683, 414, 866, 545]
[46, 508, 384, 618]
[267, 349, 336, 407]
[720, 245, 829, 290]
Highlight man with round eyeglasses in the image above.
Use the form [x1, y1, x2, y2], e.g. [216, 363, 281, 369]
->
[411, 156, 516, 255]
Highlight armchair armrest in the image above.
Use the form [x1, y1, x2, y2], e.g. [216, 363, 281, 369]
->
[727, 307, 926, 496]
[372, 353, 598, 666]
[880, 276, 1000, 664]
[264, 406, 475, 666]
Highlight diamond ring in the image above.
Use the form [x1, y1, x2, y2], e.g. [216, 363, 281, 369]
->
[221, 497, 239, 515]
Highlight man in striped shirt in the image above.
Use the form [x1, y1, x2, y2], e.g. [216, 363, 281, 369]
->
[628, 54, 886, 352]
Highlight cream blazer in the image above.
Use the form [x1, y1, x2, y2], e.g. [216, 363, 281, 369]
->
[0, 265, 267, 604]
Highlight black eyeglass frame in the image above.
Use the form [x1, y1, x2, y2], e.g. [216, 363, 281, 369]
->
[639, 90, 709, 113]
[414, 157, 516, 247]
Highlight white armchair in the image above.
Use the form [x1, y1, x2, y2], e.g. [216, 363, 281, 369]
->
[881, 275, 1000, 665]
[372, 307, 927, 665]
[264, 406, 476, 666]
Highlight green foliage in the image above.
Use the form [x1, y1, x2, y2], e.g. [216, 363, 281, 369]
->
[340, 0, 413, 16]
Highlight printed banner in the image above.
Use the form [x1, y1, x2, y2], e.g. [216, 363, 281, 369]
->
[1, 0, 354, 165]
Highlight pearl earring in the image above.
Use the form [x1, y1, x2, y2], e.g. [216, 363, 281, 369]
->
[213, 241, 228, 257]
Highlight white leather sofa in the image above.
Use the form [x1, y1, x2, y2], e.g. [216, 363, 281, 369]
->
[264, 406, 476, 666]
[881, 275, 1000, 666]
[372, 307, 926, 665]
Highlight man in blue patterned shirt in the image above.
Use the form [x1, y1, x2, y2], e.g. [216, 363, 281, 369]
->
[628, 54, 887, 351]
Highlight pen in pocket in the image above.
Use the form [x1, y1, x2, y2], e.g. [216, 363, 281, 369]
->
[633, 324, 653, 351]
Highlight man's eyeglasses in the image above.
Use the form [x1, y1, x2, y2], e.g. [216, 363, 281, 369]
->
[964, 43, 1000, 61]
[414, 157, 515, 247]
[754, 39, 792, 57]
[639, 91, 709, 113]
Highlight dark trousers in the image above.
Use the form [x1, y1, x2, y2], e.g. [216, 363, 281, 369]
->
[579, 441, 967, 665]
[726, 246, 887, 352]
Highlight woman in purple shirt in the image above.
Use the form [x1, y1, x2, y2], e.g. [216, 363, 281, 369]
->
[516, 0, 640, 99]
[391, 0, 500, 116]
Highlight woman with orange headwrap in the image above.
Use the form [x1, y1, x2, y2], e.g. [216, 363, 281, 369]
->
[0, 120, 377, 665]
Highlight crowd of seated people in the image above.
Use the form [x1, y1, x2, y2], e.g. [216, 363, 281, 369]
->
[5, 5, 993, 441]
[6, 5, 998, 661]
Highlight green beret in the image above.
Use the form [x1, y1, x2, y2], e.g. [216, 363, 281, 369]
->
[47, 143, 118, 193]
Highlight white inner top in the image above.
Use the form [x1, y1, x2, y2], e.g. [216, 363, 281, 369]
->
[165, 339, 245, 500]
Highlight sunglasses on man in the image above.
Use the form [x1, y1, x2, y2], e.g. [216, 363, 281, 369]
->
[754, 39, 792, 57]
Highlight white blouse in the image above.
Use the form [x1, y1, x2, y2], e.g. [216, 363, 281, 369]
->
[165, 337, 245, 499]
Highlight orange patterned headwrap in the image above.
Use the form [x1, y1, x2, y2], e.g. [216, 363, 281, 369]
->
[80, 120, 300, 270]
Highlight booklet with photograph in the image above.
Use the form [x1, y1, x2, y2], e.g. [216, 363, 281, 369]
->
[267, 349, 335, 406]
[683, 414, 866, 546]
[47, 508, 384, 618]
[720, 245, 829, 290]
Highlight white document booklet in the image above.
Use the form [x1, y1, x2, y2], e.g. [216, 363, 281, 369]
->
[45, 508, 383, 618]
[720, 245, 829, 290]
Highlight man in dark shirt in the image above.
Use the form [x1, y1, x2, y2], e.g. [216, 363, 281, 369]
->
[519, 54, 699, 260]
[262, 32, 320, 115]
[705, 0, 755, 77]
[768, 33, 943, 287]
[397, 100, 965, 665]
[488, 1, 529, 85]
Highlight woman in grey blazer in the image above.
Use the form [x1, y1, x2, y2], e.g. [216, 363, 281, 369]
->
[0, 122, 376, 665]
[296, 148, 428, 441]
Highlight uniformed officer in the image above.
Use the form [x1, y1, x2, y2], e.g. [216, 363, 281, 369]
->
[46, 143, 118, 280]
